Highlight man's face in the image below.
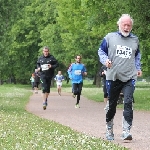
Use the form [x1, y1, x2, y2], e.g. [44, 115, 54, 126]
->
[43, 48, 49, 57]
[76, 56, 81, 63]
[58, 71, 61, 75]
[119, 16, 132, 37]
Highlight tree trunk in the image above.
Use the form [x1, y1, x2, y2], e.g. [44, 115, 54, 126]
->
[96, 71, 101, 87]
[93, 72, 101, 87]
[93, 61, 103, 87]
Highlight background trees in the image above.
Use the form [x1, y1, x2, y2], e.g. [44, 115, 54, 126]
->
[0, 0, 150, 85]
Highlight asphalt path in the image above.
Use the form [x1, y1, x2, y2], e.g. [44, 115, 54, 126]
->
[26, 91, 150, 150]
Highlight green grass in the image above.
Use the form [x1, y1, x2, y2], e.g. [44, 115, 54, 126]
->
[81, 86, 150, 111]
[55, 80, 150, 111]
[53, 79, 104, 102]
[0, 84, 127, 150]
[1, 80, 149, 149]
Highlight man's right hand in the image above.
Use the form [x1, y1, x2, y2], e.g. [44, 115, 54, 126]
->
[37, 68, 40, 71]
[105, 59, 112, 68]
[48, 64, 52, 68]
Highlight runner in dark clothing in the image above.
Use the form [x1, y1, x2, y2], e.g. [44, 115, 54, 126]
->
[37, 46, 59, 110]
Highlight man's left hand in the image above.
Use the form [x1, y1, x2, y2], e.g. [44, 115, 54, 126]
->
[83, 72, 87, 76]
[137, 70, 142, 77]
[48, 64, 52, 68]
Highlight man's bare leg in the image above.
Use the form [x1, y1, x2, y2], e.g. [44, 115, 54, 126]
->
[43, 93, 49, 110]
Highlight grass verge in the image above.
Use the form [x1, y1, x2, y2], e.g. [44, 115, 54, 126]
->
[58, 80, 150, 111]
[0, 84, 127, 150]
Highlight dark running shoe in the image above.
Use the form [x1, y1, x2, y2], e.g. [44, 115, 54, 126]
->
[43, 103, 47, 110]
[121, 130, 132, 140]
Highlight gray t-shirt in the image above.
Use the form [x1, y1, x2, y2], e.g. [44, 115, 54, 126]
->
[105, 32, 139, 82]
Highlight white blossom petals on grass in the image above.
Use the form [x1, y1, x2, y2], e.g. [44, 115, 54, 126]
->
[0, 85, 127, 150]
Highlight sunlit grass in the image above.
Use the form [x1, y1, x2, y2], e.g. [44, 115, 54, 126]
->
[52, 79, 104, 102]
[0, 84, 127, 150]
[52, 80, 150, 111]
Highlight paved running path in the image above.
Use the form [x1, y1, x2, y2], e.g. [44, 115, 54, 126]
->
[26, 91, 150, 150]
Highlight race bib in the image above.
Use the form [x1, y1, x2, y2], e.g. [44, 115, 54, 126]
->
[41, 64, 49, 71]
[74, 70, 81, 75]
[116, 45, 132, 59]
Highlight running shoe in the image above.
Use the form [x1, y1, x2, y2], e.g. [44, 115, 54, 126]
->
[43, 103, 47, 110]
[75, 104, 80, 108]
[106, 120, 114, 140]
[121, 130, 132, 140]
[72, 93, 76, 98]
[106, 129, 114, 141]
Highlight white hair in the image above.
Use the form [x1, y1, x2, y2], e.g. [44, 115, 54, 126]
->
[43, 46, 49, 50]
[117, 14, 134, 25]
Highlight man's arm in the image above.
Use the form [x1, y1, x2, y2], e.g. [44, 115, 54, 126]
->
[61, 75, 65, 81]
[135, 49, 141, 71]
[50, 56, 59, 69]
[135, 48, 142, 76]
[98, 38, 109, 65]
[82, 64, 87, 76]
[67, 64, 73, 79]
[98, 38, 113, 68]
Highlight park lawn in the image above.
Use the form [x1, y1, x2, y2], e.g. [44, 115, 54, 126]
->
[58, 80, 150, 111]
[81, 87, 150, 111]
[0, 84, 127, 150]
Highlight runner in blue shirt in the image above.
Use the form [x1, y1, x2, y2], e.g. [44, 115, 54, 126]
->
[68, 55, 87, 108]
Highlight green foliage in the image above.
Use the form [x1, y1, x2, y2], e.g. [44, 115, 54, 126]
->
[1, 0, 150, 83]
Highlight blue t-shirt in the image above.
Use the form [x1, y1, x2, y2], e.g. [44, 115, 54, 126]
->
[68, 63, 87, 83]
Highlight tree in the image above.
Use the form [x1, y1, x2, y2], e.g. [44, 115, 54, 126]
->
[1, 0, 150, 84]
